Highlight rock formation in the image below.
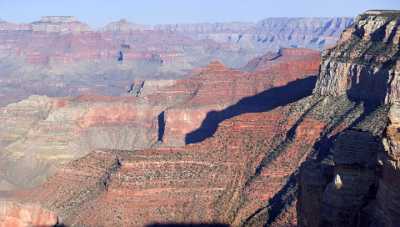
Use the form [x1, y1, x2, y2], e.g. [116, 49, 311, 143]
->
[297, 10, 400, 227]
[102, 19, 152, 32]
[31, 16, 91, 33]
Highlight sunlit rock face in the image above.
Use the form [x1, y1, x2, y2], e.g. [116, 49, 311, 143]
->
[298, 10, 400, 227]
[314, 10, 400, 103]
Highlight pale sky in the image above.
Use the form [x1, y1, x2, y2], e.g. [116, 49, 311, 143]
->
[0, 0, 399, 27]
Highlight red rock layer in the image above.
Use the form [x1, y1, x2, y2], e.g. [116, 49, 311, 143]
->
[152, 49, 321, 146]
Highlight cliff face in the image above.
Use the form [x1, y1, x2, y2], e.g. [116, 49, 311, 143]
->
[314, 11, 399, 103]
[298, 10, 400, 227]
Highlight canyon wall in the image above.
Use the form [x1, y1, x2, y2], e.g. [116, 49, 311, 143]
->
[298, 10, 400, 227]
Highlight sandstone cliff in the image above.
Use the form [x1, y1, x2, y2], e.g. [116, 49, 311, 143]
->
[298, 10, 400, 227]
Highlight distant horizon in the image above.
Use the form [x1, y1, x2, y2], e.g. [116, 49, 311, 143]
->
[1, 15, 358, 27]
[0, 0, 398, 28]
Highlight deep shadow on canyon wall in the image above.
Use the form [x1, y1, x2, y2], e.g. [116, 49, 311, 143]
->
[185, 76, 318, 144]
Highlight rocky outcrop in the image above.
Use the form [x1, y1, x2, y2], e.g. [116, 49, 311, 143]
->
[314, 10, 399, 103]
[298, 10, 400, 227]
[376, 103, 400, 226]
[102, 19, 152, 32]
[0, 16, 91, 33]
[31, 16, 91, 33]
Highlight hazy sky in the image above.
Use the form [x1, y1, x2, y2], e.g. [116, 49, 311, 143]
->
[0, 0, 399, 27]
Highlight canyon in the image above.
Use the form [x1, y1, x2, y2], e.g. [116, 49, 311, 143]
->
[0, 9, 398, 227]
[0, 16, 352, 107]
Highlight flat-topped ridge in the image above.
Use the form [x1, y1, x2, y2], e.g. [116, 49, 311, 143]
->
[363, 10, 400, 16]
[36, 16, 78, 23]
